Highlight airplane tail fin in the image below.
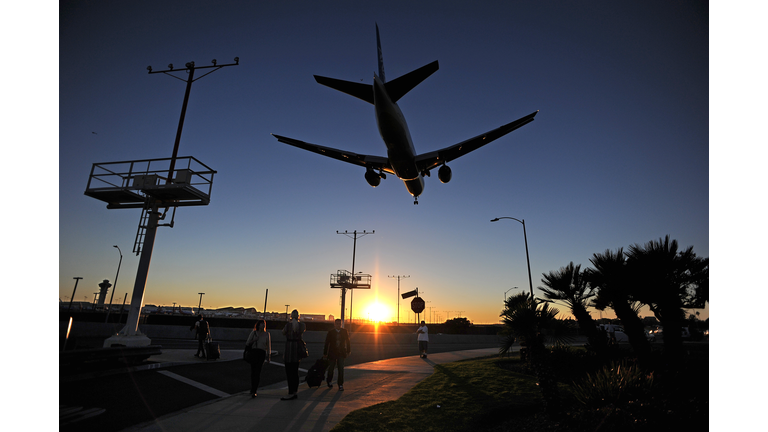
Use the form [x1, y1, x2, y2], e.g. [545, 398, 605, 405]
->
[376, 23, 386, 82]
[313, 24, 439, 104]
[376, 23, 438, 102]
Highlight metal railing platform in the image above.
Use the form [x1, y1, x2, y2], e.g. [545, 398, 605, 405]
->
[84, 156, 216, 209]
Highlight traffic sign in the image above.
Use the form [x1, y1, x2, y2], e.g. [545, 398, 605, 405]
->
[411, 296, 425, 313]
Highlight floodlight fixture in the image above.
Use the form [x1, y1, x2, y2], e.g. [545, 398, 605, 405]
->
[211, 59, 217, 65]
[147, 66, 152, 73]
[186, 61, 194, 69]
[168, 63, 173, 70]
[234, 57, 239, 64]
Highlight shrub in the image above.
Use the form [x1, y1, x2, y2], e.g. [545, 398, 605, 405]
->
[570, 360, 655, 408]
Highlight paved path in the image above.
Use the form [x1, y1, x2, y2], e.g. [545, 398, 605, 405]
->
[121, 347, 499, 432]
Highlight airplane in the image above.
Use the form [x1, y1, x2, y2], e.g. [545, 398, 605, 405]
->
[272, 24, 538, 205]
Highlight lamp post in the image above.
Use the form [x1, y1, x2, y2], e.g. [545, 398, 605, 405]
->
[491, 217, 534, 299]
[68, 277, 83, 311]
[105, 245, 122, 323]
[285, 305, 290, 321]
[504, 287, 518, 302]
[197, 293, 205, 315]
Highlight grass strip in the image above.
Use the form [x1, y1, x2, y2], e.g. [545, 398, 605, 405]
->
[331, 356, 544, 432]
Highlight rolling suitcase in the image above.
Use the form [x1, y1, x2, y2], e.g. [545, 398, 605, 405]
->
[205, 336, 220, 360]
[305, 358, 329, 387]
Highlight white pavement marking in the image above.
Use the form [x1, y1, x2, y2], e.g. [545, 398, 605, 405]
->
[157, 371, 231, 398]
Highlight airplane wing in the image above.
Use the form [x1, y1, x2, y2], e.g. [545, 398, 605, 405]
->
[414, 110, 538, 173]
[272, 134, 394, 174]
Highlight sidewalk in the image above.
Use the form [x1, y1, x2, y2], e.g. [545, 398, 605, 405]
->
[122, 347, 498, 432]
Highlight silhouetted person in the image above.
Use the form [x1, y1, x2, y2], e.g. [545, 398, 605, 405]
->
[246, 320, 271, 398]
[323, 319, 351, 390]
[416, 320, 429, 358]
[281, 309, 306, 400]
[190, 314, 209, 358]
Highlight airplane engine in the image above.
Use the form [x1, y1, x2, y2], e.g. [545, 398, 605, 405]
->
[365, 169, 381, 187]
[438, 164, 452, 183]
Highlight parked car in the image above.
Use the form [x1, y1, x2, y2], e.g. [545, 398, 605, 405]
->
[597, 324, 628, 343]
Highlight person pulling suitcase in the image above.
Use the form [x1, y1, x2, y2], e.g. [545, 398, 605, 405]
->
[190, 314, 209, 358]
[323, 319, 351, 391]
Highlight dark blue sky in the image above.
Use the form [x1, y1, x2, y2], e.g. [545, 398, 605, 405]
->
[54, 1, 710, 324]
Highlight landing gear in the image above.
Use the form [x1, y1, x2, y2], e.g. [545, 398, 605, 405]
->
[414, 197, 419, 205]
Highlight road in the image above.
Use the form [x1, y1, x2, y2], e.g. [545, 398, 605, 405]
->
[60, 338, 500, 431]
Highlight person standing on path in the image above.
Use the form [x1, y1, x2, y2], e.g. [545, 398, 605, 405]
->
[323, 319, 351, 391]
[281, 309, 306, 400]
[190, 314, 209, 358]
[416, 320, 429, 358]
[245, 320, 271, 398]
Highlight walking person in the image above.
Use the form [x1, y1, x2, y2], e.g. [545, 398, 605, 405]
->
[323, 319, 351, 391]
[416, 320, 429, 358]
[281, 309, 306, 400]
[246, 320, 271, 398]
[190, 314, 209, 358]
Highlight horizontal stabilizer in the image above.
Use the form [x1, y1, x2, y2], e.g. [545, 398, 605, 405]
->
[385, 60, 439, 103]
[314, 76, 374, 104]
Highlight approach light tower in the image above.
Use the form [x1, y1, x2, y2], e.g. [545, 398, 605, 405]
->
[84, 58, 239, 348]
[331, 230, 374, 327]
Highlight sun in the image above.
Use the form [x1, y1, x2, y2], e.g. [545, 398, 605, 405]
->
[364, 302, 390, 323]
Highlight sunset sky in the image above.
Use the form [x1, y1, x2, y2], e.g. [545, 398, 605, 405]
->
[54, 1, 712, 324]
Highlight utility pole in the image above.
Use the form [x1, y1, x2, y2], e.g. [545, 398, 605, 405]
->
[337, 230, 374, 327]
[197, 293, 205, 315]
[388, 275, 410, 325]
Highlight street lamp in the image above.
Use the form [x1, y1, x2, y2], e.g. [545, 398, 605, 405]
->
[491, 217, 534, 298]
[197, 293, 205, 315]
[105, 245, 122, 323]
[68, 277, 83, 311]
[504, 287, 518, 302]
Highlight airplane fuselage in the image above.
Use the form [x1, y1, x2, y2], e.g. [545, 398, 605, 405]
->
[272, 25, 536, 205]
[373, 74, 425, 197]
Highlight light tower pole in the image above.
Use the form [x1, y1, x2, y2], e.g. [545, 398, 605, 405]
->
[337, 230, 374, 327]
[388, 275, 410, 325]
[99, 59, 238, 349]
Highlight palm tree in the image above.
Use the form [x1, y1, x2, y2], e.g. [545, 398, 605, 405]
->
[625, 235, 708, 364]
[499, 292, 568, 413]
[586, 248, 652, 365]
[539, 262, 608, 355]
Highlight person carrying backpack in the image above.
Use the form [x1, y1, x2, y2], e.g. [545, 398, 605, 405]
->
[190, 314, 209, 358]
